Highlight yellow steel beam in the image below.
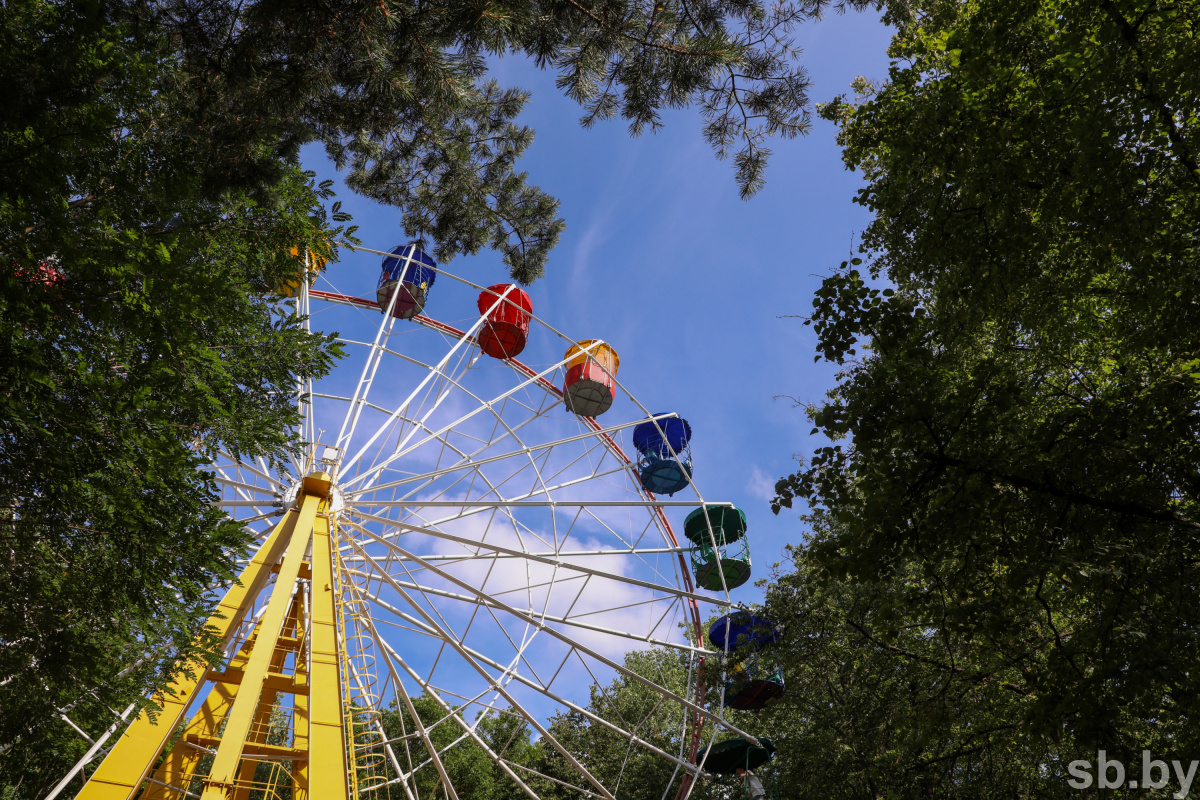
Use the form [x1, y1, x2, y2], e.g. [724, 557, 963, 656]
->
[77, 510, 303, 800]
[273, 562, 313, 581]
[231, 706, 274, 800]
[205, 669, 309, 696]
[292, 573, 311, 800]
[309, 508, 350, 800]
[198, 493, 320, 800]
[231, 593, 305, 800]
[184, 736, 310, 759]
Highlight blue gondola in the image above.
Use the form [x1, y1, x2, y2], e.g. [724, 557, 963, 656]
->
[632, 414, 693, 495]
[708, 613, 785, 711]
[377, 244, 437, 319]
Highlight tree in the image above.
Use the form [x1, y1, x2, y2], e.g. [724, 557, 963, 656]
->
[376, 696, 543, 800]
[368, 650, 704, 800]
[757, 524, 1063, 799]
[773, 0, 1200, 788]
[1, 3, 347, 787]
[86, 0, 871, 280]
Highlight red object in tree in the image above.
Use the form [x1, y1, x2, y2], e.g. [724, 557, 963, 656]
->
[15, 262, 65, 291]
[476, 284, 533, 360]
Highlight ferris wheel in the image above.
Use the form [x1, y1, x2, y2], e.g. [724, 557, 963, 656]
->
[62, 243, 768, 800]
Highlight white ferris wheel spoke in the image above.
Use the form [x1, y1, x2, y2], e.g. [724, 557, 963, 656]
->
[341, 528, 750, 741]
[354, 475, 688, 591]
[340, 347, 577, 493]
[213, 476, 275, 496]
[361, 331, 484, 496]
[358, 578, 704, 781]
[332, 251, 410, 456]
[341, 575, 455, 800]
[352, 450, 628, 525]
[339, 297, 499, 479]
[213, 451, 286, 490]
[294, 275, 312, 475]
[346, 410, 670, 499]
[354, 562, 690, 649]
[328, 268, 546, 490]
[347, 510, 734, 610]
[344, 536, 619, 800]
[311, 389, 548, 539]
[334, 310, 398, 454]
[345, 543, 686, 562]
[364, 620, 545, 800]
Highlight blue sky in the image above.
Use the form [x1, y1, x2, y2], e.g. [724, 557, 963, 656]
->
[301, 8, 895, 611]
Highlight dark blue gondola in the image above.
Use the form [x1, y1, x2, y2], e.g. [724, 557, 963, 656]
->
[708, 613, 785, 711]
[632, 414, 693, 495]
[377, 244, 437, 319]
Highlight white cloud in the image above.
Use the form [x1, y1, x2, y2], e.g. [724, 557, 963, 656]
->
[746, 465, 775, 502]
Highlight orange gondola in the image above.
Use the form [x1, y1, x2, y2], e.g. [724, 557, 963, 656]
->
[562, 340, 620, 417]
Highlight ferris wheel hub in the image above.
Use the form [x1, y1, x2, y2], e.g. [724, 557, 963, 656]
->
[277, 473, 345, 514]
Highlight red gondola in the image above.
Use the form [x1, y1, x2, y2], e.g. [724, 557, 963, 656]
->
[477, 284, 533, 359]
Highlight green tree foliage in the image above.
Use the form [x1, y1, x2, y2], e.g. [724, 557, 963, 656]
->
[367, 650, 704, 800]
[71, 0, 872, 282]
[772, 0, 1200, 791]
[756, 528, 1060, 798]
[0, 1, 346, 782]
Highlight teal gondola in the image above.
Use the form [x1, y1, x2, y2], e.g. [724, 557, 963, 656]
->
[632, 414, 693, 495]
[696, 737, 776, 775]
[683, 505, 751, 591]
[695, 737, 780, 800]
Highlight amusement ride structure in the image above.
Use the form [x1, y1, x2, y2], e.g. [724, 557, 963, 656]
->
[54, 244, 785, 800]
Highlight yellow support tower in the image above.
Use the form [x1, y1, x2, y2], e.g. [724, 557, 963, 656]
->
[76, 470, 350, 800]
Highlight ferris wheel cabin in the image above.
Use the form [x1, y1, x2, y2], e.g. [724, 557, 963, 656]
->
[632, 414, 694, 495]
[708, 613, 785, 711]
[377, 244, 437, 319]
[684, 505, 751, 591]
[563, 340, 620, 417]
[276, 246, 327, 298]
[477, 284, 534, 359]
[695, 737, 780, 800]
[696, 736, 776, 775]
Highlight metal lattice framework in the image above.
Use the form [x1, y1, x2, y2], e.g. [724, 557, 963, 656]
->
[59, 246, 755, 800]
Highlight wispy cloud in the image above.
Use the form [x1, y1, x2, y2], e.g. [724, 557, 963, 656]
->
[746, 465, 776, 502]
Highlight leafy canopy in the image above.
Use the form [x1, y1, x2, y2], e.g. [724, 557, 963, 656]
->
[772, 0, 1200, 786]
[0, 0, 347, 758]
[110, 0, 871, 279]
